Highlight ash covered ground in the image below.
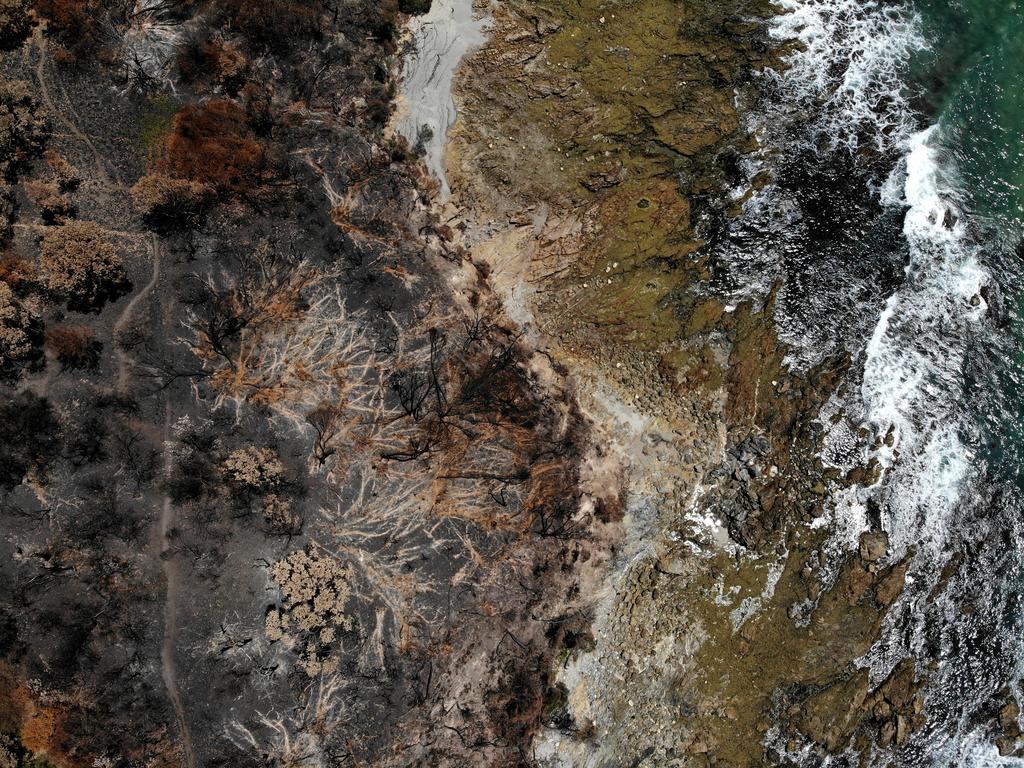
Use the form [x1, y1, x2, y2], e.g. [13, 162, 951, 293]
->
[0, 2, 619, 766]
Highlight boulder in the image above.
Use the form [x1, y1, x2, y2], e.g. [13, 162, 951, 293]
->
[859, 531, 888, 562]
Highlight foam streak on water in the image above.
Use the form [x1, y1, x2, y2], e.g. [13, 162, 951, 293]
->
[860, 127, 989, 559]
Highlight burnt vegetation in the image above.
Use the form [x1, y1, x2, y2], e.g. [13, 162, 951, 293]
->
[0, 0, 609, 765]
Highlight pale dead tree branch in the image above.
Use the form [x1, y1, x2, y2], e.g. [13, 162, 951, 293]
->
[226, 675, 348, 768]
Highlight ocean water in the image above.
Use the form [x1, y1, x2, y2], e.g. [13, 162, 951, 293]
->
[722, 0, 1024, 763]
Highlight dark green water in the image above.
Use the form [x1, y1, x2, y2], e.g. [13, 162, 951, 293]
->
[914, 0, 1024, 487]
[910, 3, 1024, 765]
[915, 0, 1024, 230]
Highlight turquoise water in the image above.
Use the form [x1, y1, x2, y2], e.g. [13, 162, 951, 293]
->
[914, 0, 1024, 230]
[912, 0, 1024, 486]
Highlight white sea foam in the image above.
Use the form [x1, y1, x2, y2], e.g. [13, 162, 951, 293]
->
[859, 126, 988, 559]
[769, 0, 926, 153]
[768, 0, 989, 560]
[939, 729, 1024, 767]
[751, 0, 1020, 761]
[767, 1, 1017, 760]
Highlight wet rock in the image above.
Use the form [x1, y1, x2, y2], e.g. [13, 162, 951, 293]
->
[1001, 698, 1021, 733]
[841, 565, 874, 605]
[998, 736, 1017, 757]
[879, 718, 895, 747]
[874, 560, 908, 606]
[895, 714, 910, 745]
[858, 531, 888, 563]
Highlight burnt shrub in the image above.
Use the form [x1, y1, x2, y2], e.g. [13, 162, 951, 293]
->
[399, 0, 431, 14]
[63, 412, 108, 467]
[166, 430, 218, 503]
[33, 0, 116, 63]
[130, 173, 212, 231]
[0, 391, 58, 490]
[0, 0, 32, 50]
[177, 33, 249, 93]
[0, 80, 47, 182]
[77, 476, 146, 543]
[0, 281, 40, 375]
[215, 0, 324, 56]
[38, 221, 130, 312]
[46, 324, 102, 370]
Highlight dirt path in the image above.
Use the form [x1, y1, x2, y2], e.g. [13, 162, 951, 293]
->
[159, 398, 196, 768]
[33, 31, 191, 760]
[33, 31, 117, 184]
[113, 235, 162, 392]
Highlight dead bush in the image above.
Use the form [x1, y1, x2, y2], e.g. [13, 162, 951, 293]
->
[484, 661, 550, 746]
[130, 173, 211, 229]
[176, 34, 249, 93]
[0, 281, 37, 370]
[261, 493, 303, 537]
[38, 221, 129, 311]
[34, 0, 112, 63]
[266, 547, 354, 677]
[0, 251, 34, 290]
[43, 150, 79, 191]
[156, 100, 268, 195]
[45, 324, 102, 370]
[216, 0, 324, 55]
[0, 81, 47, 181]
[222, 446, 285, 491]
[24, 178, 74, 223]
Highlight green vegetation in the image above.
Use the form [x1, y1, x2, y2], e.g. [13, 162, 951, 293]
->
[136, 94, 180, 156]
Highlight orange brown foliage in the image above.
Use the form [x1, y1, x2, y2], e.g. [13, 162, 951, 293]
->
[33, 0, 106, 61]
[0, 663, 80, 768]
[45, 324, 100, 369]
[0, 251, 35, 288]
[24, 178, 74, 223]
[156, 100, 267, 195]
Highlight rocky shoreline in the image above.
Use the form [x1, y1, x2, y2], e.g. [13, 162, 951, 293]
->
[435, 0, 958, 764]
[0, 0, 1018, 766]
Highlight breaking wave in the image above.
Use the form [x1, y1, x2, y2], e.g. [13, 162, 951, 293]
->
[768, 0, 926, 154]
[859, 125, 988, 561]
[759, 0, 1024, 762]
[767, 0, 987, 572]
